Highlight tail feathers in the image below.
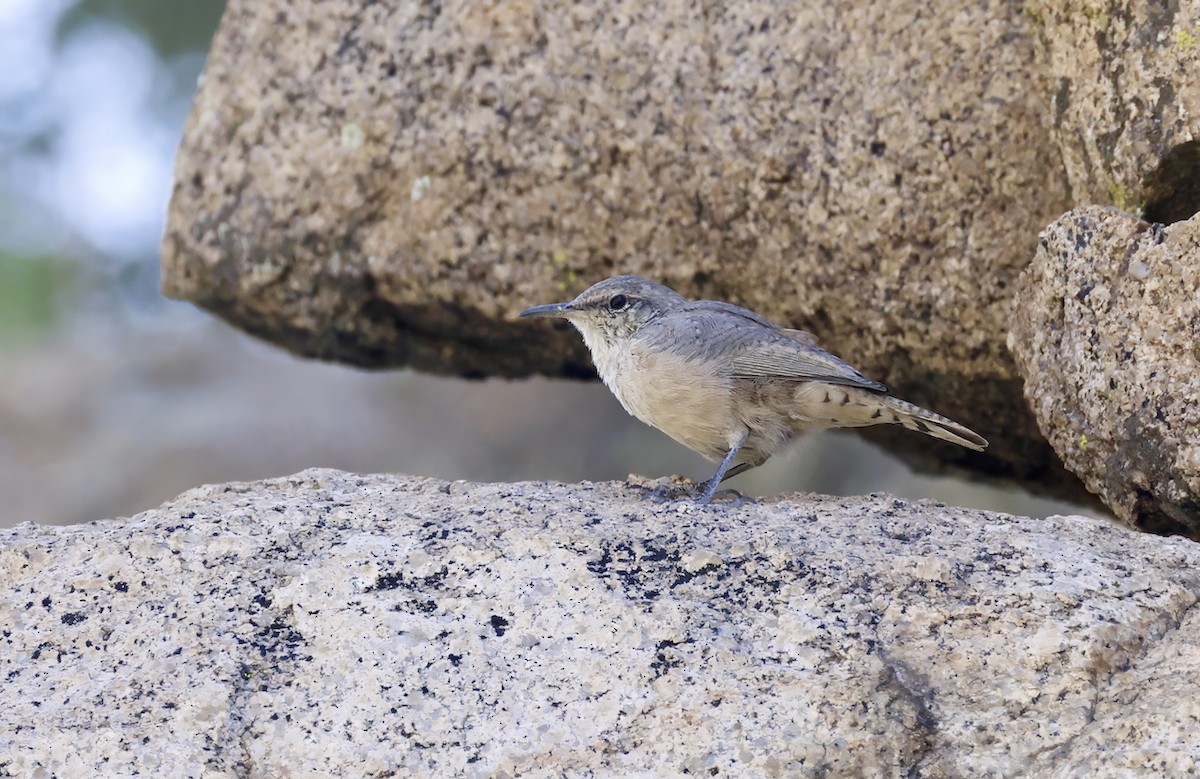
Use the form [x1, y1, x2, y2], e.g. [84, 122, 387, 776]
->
[882, 396, 988, 452]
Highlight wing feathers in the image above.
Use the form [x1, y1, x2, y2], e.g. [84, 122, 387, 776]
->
[642, 300, 887, 392]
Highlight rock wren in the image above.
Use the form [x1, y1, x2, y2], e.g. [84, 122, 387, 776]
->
[520, 275, 987, 503]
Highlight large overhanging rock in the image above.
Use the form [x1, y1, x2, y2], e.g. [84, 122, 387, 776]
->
[4, 471, 1200, 775]
[161, 0, 1073, 491]
[160, 0, 1200, 504]
[1010, 207, 1200, 537]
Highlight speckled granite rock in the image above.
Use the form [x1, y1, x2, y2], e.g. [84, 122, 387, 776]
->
[1009, 207, 1200, 537]
[1026, 0, 1200, 223]
[162, 0, 1072, 492]
[3, 470, 1199, 776]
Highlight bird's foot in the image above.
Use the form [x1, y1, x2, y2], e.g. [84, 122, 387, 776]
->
[628, 475, 755, 506]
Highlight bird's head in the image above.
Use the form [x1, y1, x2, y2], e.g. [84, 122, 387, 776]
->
[519, 275, 687, 348]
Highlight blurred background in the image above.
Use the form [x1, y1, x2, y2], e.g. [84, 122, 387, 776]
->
[0, 0, 1102, 528]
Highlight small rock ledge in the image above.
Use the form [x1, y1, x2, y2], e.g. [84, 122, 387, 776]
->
[2, 470, 1198, 777]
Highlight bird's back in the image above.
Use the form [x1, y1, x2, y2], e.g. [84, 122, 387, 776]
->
[635, 301, 884, 391]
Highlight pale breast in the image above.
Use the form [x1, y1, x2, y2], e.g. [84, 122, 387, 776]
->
[603, 341, 739, 462]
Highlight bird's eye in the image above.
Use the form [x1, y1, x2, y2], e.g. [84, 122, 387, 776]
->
[609, 294, 629, 312]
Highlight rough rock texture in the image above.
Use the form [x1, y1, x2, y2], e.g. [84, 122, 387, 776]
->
[1009, 207, 1200, 538]
[3, 470, 1200, 777]
[1026, 0, 1200, 223]
[162, 0, 1075, 491]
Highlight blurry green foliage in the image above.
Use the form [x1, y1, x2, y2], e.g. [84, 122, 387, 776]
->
[0, 252, 76, 342]
[57, 0, 227, 58]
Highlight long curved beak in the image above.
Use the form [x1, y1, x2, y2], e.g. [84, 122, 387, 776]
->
[519, 302, 573, 319]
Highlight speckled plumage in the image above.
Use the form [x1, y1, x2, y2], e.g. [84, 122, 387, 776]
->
[521, 276, 987, 502]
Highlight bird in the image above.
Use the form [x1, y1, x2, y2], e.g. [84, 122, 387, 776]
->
[520, 275, 987, 504]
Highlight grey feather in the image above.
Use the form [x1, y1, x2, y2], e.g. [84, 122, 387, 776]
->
[641, 300, 888, 392]
[729, 342, 887, 392]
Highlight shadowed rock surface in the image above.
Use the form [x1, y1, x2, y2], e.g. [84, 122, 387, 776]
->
[2, 470, 1199, 776]
[162, 0, 1079, 493]
[1010, 207, 1200, 537]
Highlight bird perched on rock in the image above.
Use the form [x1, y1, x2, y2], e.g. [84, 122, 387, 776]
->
[520, 276, 987, 504]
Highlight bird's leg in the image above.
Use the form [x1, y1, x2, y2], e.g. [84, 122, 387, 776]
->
[719, 462, 753, 484]
[640, 431, 753, 505]
[696, 430, 748, 504]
